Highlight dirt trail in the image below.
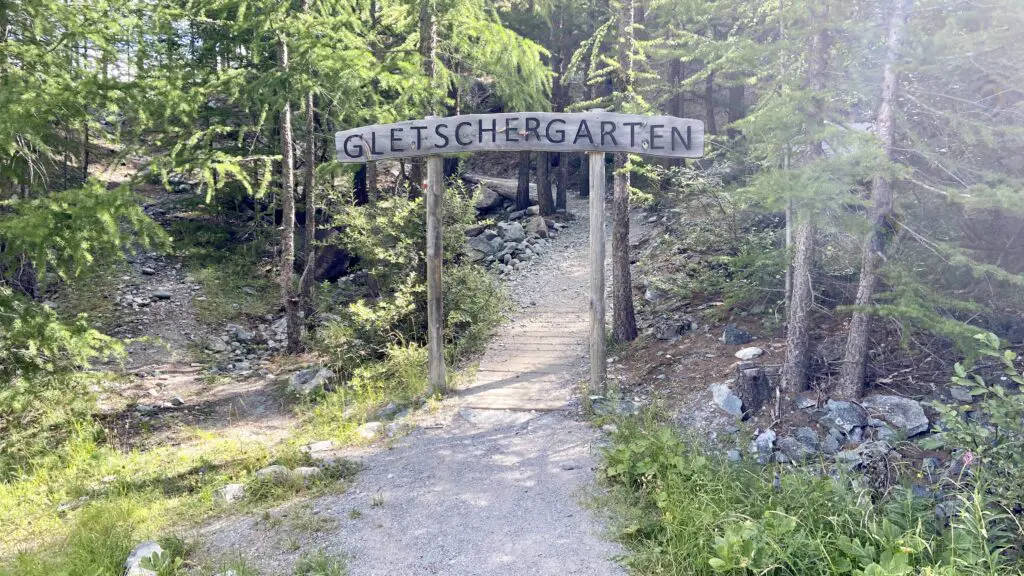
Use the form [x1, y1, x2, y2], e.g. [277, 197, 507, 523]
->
[198, 193, 626, 575]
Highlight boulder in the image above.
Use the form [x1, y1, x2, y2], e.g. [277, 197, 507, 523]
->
[255, 465, 290, 482]
[710, 382, 744, 417]
[497, 221, 526, 243]
[467, 235, 499, 262]
[124, 541, 164, 576]
[778, 436, 817, 462]
[357, 421, 383, 439]
[216, 483, 246, 503]
[721, 324, 753, 345]
[152, 290, 172, 300]
[525, 215, 548, 238]
[820, 400, 869, 433]
[293, 467, 322, 482]
[734, 347, 763, 361]
[474, 186, 503, 212]
[288, 367, 333, 395]
[860, 394, 929, 436]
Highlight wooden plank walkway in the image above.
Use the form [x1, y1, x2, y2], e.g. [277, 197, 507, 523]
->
[458, 215, 594, 410]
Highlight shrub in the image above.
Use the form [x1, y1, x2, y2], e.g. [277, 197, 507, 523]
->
[600, 417, 1022, 575]
[924, 332, 1024, 515]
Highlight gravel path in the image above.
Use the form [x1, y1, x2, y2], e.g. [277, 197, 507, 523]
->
[198, 194, 626, 575]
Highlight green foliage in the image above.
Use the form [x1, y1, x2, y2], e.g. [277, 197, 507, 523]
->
[600, 417, 1022, 575]
[293, 550, 347, 576]
[923, 333, 1024, 515]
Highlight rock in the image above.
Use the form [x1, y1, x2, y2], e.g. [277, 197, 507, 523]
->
[794, 393, 817, 410]
[721, 324, 753, 345]
[559, 460, 580, 471]
[141, 267, 156, 276]
[241, 286, 257, 296]
[474, 186, 503, 211]
[778, 436, 817, 462]
[124, 541, 164, 576]
[135, 404, 158, 415]
[820, 400, 869, 433]
[860, 394, 929, 436]
[497, 221, 526, 242]
[710, 382, 744, 417]
[152, 290, 172, 300]
[525, 215, 548, 238]
[849, 426, 864, 443]
[293, 467, 322, 482]
[233, 327, 255, 342]
[751, 429, 776, 455]
[302, 440, 335, 453]
[507, 209, 528, 220]
[656, 322, 690, 341]
[950, 386, 973, 403]
[169, 396, 185, 407]
[467, 235, 498, 262]
[288, 367, 333, 395]
[794, 426, 819, 448]
[255, 465, 290, 481]
[526, 205, 540, 215]
[734, 347, 763, 361]
[216, 483, 246, 503]
[213, 571, 239, 576]
[726, 449, 742, 462]
[820, 433, 841, 454]
[357, 421, 383, 439]
[601, 424, 618, 434]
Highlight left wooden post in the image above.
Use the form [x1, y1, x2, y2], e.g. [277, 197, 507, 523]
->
[426, 154, 447, 394]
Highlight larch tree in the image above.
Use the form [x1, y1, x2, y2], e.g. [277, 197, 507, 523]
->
[611, 0, 638, 343]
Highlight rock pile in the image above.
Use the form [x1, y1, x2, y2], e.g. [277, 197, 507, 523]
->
[465, 215, 562, 276]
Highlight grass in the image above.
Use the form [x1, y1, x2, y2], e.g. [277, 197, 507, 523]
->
[293, 550, 347, 576]
[167, 216, 277, 325]
[598, 414, 1024, 575]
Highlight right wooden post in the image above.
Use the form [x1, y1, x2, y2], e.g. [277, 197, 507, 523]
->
[588, 151, 607, 396]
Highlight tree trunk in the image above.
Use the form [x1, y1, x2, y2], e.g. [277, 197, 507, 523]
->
[367, 161, 378, 200]
[578, 154, 589, 197]
[410, 0, 438, 199]
[704, 72, 717, 135]
[516, 151, 531, 209]
[612, 0, 637, 343]
[837, 0, 912, 399]
[781, 1, 830, 394]
[82, 119, 89, 180]
[552, 7, 568, 210]
[727, 85, 745, 138]
[298, 88, 318, 323]
[781, 218, 815, 392]
[537, 152, 554, 215]
[278, 37, 301, 353]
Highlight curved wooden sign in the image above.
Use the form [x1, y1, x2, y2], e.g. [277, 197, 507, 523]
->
[335, 112, 704, 163]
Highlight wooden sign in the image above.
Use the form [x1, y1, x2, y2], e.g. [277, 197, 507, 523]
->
[335, 112, 704, 162]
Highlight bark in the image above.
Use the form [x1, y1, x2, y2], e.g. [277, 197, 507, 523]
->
[781, 1, 830, 394]
[727, 85, 745, 138]
[837, 0, 912, 399]
[781, 218, 815, 392]
[578, 154, 589, 197]
[82, 120, 89, 180]
[410, 0, 438, 198]
[612, 0, 637, 343]
[278, 37, 301, 353]
[367, 161, 378, 199]
[516, 151, 531, 209]
[537, 152, 554, 215]
[553, 6, 568, 210]
[704, 72, 717, 135]
[298, 90, 318, 323]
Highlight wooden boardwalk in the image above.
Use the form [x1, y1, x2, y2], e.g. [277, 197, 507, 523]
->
[458, 225, 593, 411]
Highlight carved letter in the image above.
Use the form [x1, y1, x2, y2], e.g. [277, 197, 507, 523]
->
[479, 118, 497, 143]
[573, 120, 595, 145]
[524, 117, 541, 141]
[390, 127, 405, 152]
[545, 119, 566, 143]
[434, 123, 450, 147]
[455, 121, 473, 146]
[600, 121, 618, 146]
[671, 125, 691, 151]
[343, 134, 363, 158]
[505, 117, 519, 142]
[623, 122, 643, 147]
[410, 126, 428, 150]
[649, 124, 665, 150]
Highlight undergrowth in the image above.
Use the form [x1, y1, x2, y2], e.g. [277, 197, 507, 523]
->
[600, 414, 1024, 575]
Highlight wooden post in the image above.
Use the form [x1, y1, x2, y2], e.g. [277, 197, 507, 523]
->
[588, 151, 607, 396]
[426, 155, 446, 394]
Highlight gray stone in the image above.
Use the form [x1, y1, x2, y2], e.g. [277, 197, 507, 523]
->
[302, 440, 335, 453]
[794, 426, 819, 448]
[820, 400, 869, 433]
[721, 324, 753, 345]
[777, 436, 816, 462]
[820, 434, 841, 454]
[216, 483, 246, 503]
[794, 393, 816, 410]
[773, 451, 791, 464]
[726, 449, 742, 462]
[861, 394, 930, 436]
[525, 215, 548, 238]
[467, 235, 498, 261]
[950, 386, 973, 403]
[474, 186, 503, 211]
[357, 421, 383, 439]
[152, 290, 172, 300]
[293, 467, 322, 482]
[141, 267, 156, 276]
[849, 426, 864, 443]
[124, 541, 164, 576]
[206, 337, 229, 353]
[710, 382, 744, 417]
[255, 465, 290, 481]
[734, 347, 764, 360]
[751, 429, 776, 455]
[559, 460, 580, 471]
[288, 367, 333, 395]
[526, 205, 540, 215]
[169, 396, 185, 407]
[497, 221, 526, 242]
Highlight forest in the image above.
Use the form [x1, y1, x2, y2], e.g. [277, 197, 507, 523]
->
[2, 0, 1024, 573]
